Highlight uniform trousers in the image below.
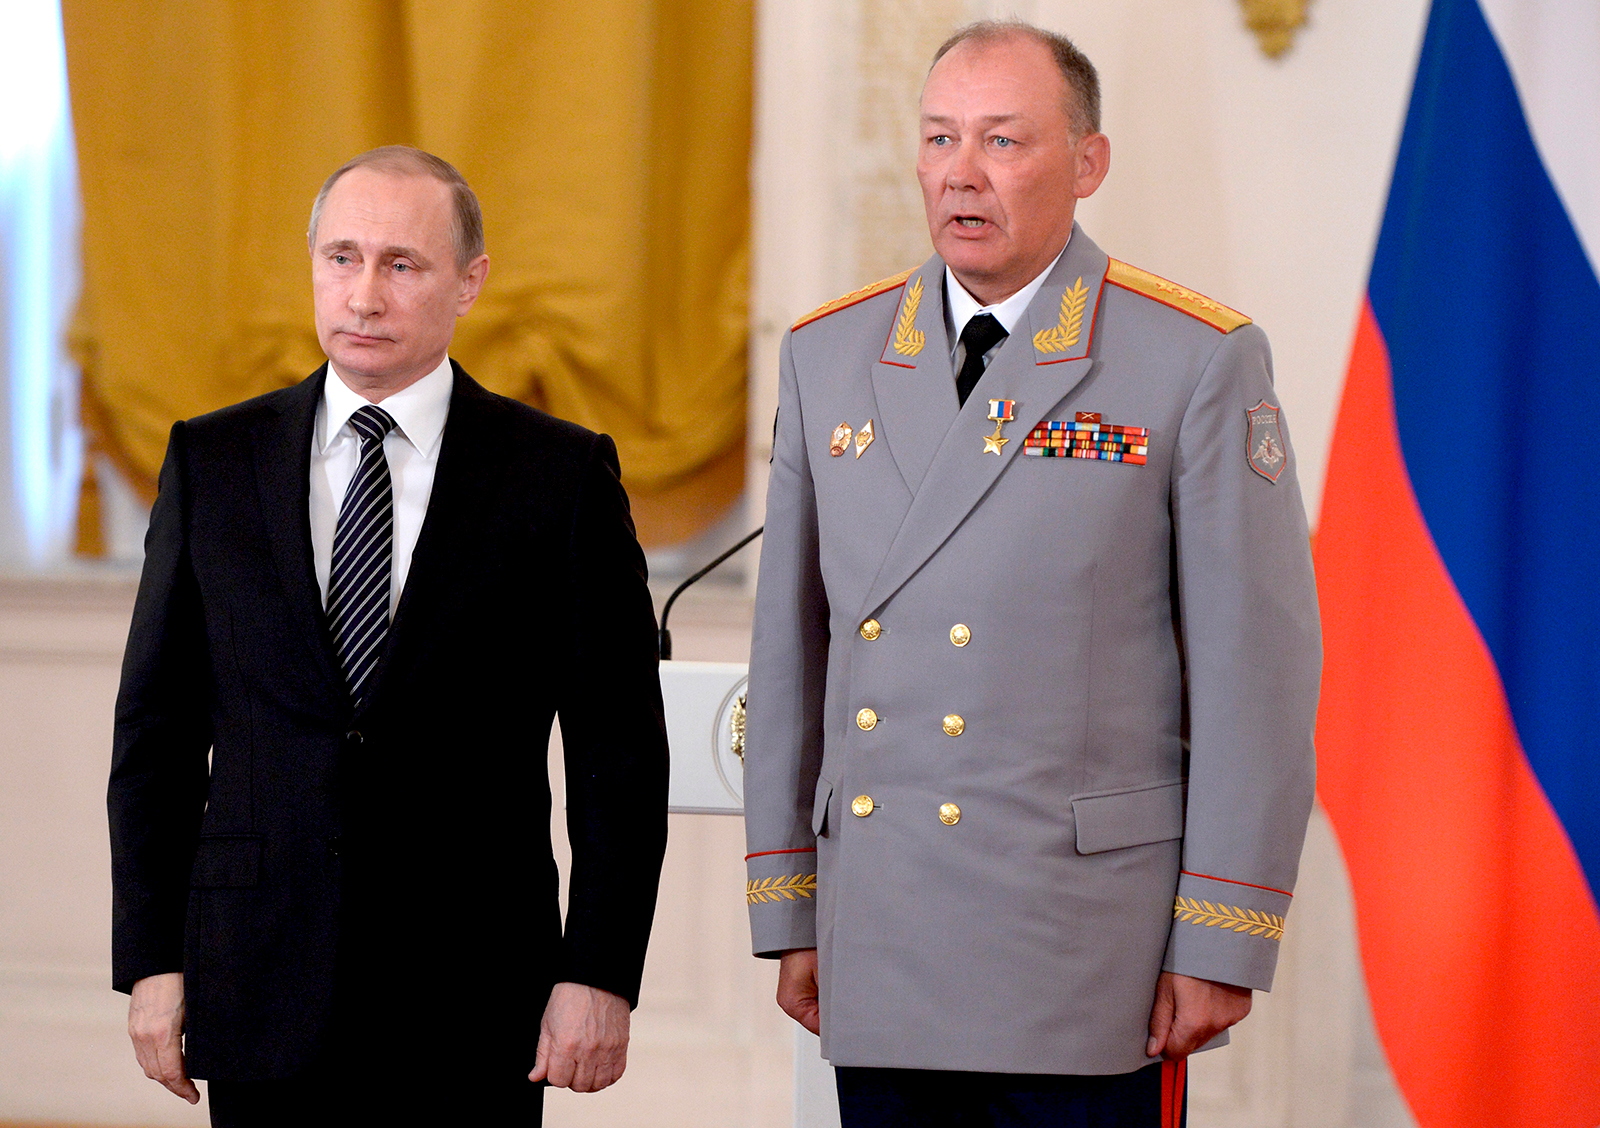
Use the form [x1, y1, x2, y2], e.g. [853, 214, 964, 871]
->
[835, 1059, 1185, 1128]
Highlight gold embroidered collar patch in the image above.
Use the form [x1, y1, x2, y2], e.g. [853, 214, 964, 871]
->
[891, 276, 926, 356]
[1033, 276, 1090, 354]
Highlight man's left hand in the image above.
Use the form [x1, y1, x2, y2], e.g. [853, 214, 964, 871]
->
[1145, 971, 1252, 1059]
[529, 982, 631, 1092]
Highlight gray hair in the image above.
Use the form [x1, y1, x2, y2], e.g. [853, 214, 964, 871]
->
[307, 145, 485, 270]
[932, 19, 1102, 137]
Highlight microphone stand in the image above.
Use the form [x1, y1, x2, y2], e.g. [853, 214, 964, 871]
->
[658, 526, 764, 660]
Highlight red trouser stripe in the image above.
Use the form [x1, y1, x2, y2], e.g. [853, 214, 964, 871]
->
[1160, 1059, 1186, 1128]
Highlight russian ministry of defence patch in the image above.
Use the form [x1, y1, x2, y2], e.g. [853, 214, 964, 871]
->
[1246, 401, 1286, 483]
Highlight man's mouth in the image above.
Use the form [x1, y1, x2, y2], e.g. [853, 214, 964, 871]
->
[956, 217, 986, 228]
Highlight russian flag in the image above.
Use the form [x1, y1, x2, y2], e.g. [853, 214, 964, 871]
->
[1315, 0, 1600, 1124]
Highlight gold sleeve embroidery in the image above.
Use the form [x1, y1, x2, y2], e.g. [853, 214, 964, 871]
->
[747, 874, 818, 904]
[1173, 896, 1285, 942]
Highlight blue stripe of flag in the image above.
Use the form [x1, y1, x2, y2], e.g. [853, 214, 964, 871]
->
[1368, 0, 1600, 900]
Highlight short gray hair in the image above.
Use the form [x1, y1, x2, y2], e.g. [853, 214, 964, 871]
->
[932, 19, 1101, 137]
[307, 145, 485, 271]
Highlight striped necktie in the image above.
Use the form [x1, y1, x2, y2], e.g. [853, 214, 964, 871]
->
[327, 404, 397, 707]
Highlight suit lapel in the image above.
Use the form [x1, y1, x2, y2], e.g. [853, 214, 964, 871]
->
[858, 227, 1111, 619]
[251, 366, 344, 701]
[869, 256, 956, 494]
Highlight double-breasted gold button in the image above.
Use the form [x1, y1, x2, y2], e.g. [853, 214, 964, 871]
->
[857, 708, 879, 731]
[852, 795, 875, 817]
[938, 803, 961, 825]
[950, 624, 971, 647]
[942, 714, 965, 737]
[860, 619, 882, 641]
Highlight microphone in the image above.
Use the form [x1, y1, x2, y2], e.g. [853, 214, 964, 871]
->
[658, 526, 764, 660]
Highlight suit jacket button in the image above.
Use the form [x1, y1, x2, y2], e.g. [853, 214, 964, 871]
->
[950, 624, 971, 647]
[346, 730, 364, 746]
[942, 714, 965, 736]
[939, 803, 961, 826]
[851, 795, 875, 817]
[327, 835, 342, 857]
[856, 708, 879, 731]
[859, 619, 882, 641]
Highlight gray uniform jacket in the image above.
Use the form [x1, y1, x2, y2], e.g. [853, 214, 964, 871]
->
[743, 226, 1321, 1075]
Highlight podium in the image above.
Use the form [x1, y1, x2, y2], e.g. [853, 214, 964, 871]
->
[658, 659, 839, 1127]
[661, 659, 749, 814]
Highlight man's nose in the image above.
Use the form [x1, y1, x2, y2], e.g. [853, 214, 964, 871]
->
[945, 140, 983, 190]
[349, 264, 384, 317]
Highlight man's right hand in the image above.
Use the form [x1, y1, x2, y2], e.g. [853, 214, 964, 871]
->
[128, 972, 199, 1103]
[777, 948, 821, 1034]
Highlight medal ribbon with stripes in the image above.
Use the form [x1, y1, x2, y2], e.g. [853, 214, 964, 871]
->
[327, 404, 396, 707]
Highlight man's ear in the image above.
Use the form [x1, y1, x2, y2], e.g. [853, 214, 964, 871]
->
[1073, 133, 1111, 201]
[457, 254, 491, 314]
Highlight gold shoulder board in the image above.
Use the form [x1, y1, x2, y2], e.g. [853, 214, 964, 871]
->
[792, 267, 917, 332]
[1105, 259, 1251, 333]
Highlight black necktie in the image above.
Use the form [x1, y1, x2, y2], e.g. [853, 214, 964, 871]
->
[327, 405, 396, 707]
[955, 313, 1008, 407]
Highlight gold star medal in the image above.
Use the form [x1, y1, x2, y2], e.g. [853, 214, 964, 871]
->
[983, 398, 1016, 455]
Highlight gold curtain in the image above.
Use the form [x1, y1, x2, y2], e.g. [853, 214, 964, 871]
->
[62, 0, 751, 548]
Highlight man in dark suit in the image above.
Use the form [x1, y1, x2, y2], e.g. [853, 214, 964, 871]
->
[108, 146, 669, 1125]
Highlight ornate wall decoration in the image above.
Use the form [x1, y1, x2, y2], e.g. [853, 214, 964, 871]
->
[851, 0, 966, 285]
[1239, 0, 1311, 59]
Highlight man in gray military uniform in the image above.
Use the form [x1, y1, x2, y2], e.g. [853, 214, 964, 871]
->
[743, 19, 1321, 1126]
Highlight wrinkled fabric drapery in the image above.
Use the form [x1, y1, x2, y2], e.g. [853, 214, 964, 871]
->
[62, 0, 750, 548]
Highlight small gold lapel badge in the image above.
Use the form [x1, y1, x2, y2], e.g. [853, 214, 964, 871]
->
[983, 398, 1016, 456]
[855, 419, 875, 458]
[830, 421, 853, 457]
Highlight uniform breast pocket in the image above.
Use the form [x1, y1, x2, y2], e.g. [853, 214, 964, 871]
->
[189, 834, 264, 888]
[1070, 780, 1185, 854]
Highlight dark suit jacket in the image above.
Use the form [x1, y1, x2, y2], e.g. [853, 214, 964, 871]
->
[108, 363, 669, 1082]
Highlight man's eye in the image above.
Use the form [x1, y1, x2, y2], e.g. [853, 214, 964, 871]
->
[993, 136, 1014, 148]
[392, 262, 411, 272]
[929, 135, 951, 147]
[332, 254, 351, 265]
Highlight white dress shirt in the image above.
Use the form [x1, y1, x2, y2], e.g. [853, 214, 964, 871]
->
[944, 235, 1072, 373]
[310, 356, 453, 617]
